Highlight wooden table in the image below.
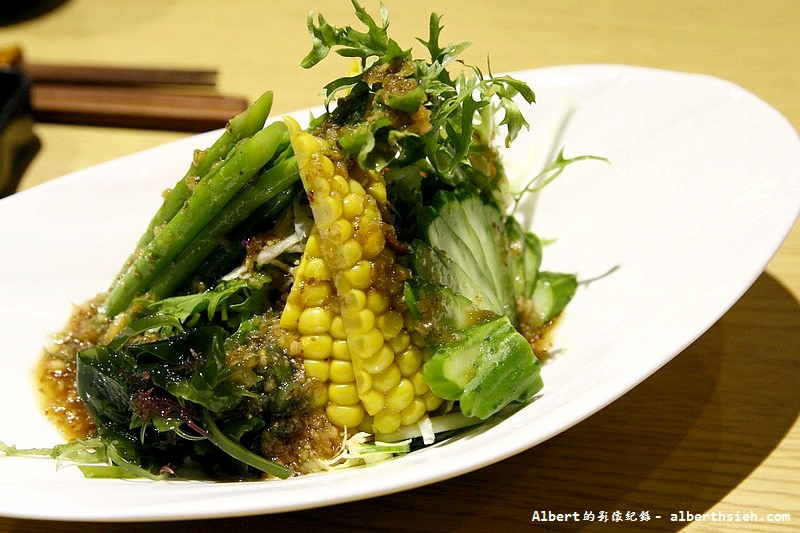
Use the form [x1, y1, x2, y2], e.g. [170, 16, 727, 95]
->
[2, 1, 798, 530]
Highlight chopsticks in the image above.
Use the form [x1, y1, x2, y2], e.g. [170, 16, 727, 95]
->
[1, 46, 248, 131]
[22, 63, 218, 87]
[31, 85, 248, 131]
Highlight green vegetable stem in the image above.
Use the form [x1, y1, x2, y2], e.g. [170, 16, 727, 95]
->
[146, 156, 299, 300]
[113, 91, 275, 280]
[103, 120, 288, 316]
[137, 91, 274, 251]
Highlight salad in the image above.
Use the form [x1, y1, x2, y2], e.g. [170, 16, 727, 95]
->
[3, 1, 599, 480]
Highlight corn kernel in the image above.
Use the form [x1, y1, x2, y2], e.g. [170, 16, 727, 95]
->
[342, 192, 364, 220]
[362, 230, 385, 260]
[348, 329, 385, 359]
[343, 308, 375, 335]
[410, 371, 430, 395]
[341, 289, 366, 313]
[325, 219, 352, 245]
[292, 257, 308, 279]
[332, 174, 350, 194]
[360, 209, 382, 233]
[373, 409, 401, 434]
[329, 360, 355, 383]
[388, 331, 410, 354]
[328, 383, 360, 406]
[368, 181, 387, 205]
[386, 378, 415, 411]
[279, 302, 301, 330]
[340, 239, 363, 269]
[400, 398, 427, 426]
[301, 281, 332, 307]
[319, 154, 336, 178]
[305, 257, 330, 281]
[355, 370, 373, 395]
[297, 307, 332, 335]
[365, 290, 389, 314]
[332, 339, 350, 360]
[348, 178, 366, 196]
[360, 390, 386, 416]
[423, 390, 444, 411]
[304, 359, 330, 381]
[305, 232, 322, 257]
[371, 363, 401, 393]
[377, 311, 404, 339]
[328, 315, 345, 340]
[326, 404, 364, 428]
[301, 334, 332, 360]
[396, 345, 423, 376]
[360, 343, 394, 373]
[292, 133, 318, 162]
[294, 131, 320, 154]
[343, 260, 373, 290]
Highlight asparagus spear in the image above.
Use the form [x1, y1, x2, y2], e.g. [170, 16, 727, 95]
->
[147, 155, 299, 299]
[135, 91, 275, 251]
[103, 120, 288, 317]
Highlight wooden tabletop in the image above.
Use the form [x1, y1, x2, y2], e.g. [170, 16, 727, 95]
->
[2, 1, 798, 531]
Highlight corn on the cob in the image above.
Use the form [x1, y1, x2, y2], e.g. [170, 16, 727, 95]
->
[280, 117, 443, 435]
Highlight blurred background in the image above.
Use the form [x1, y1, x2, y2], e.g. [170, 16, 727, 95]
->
[2, 0, 798, 192]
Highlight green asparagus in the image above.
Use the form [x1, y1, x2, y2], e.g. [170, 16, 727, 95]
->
[103, 120, 288, 316]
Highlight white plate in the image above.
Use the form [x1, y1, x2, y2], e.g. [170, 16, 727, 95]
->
[1, 65, 798, 522]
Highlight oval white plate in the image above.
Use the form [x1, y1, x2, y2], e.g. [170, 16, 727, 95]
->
[0, 65, 798, 522]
